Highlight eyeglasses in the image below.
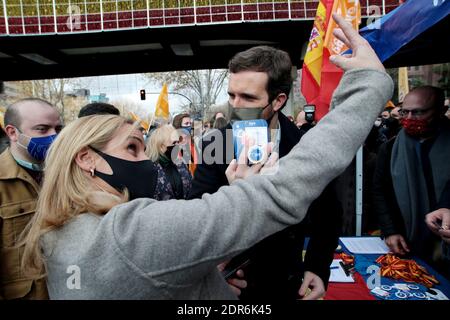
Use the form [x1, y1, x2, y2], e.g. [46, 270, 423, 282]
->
[398, 106, 434, 117]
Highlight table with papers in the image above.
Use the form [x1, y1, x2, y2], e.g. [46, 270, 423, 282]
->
[324, 237, 450, 300]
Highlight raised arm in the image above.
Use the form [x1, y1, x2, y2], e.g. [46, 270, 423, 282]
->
[107, 14, 394, 285]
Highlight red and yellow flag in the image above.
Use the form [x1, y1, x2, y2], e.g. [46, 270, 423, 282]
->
[155, 83, 169, 119]
[301, 0, 360, 121]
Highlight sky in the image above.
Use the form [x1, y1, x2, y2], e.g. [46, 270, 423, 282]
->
[76, 73, 183, 117]
[74, 72, 229, 119]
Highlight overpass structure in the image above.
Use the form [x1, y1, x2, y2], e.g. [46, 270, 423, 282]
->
[3, 0, 448, 82]
[0, 0, 399, 35]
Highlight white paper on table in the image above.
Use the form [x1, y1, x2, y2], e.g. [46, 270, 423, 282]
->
[340, 237, 389, 254]
[328, 259, 355, 283]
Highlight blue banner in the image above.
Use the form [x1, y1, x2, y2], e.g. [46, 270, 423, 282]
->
[358, 0, 450, 62]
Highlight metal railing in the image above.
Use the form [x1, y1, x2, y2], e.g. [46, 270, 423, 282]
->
[0, 0, 399, 36]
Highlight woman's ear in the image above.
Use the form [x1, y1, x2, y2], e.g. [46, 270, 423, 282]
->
[272, 93, 288, 112]
[75, 147, 96, 173]
[159, 143, 167, 155]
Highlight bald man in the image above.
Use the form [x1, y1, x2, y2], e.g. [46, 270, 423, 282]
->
[373, 86, 450, 279]
[0, 98, 62, 299]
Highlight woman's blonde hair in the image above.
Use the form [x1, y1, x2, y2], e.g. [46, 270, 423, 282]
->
[21, 115, 137, 278]
[145, 124, 179, 162]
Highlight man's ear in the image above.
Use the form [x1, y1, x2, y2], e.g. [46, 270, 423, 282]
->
[75, 147, 96, 173]
[272, 93, 288, 112]
[4, 124, 20, 142]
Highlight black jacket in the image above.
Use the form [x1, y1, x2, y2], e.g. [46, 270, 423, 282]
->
[372, 138, 406, 238]
[188, 112, 341, 299]
[373, 134, 450, 238]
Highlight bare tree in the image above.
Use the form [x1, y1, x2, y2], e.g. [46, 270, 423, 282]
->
[12, 78, 91, 120]
[110, 98, 149, 119]
[15, 79, 69, 108]
[143, 69, 228, 118]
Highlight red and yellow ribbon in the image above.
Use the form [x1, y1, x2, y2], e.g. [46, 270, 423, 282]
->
[376, 254, 439, 288]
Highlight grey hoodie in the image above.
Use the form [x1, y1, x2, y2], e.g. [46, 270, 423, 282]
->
[42, 69, 393, 299]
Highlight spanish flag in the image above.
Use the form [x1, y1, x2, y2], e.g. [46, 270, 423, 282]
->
[155, 83, 169, 119]
[301, 0, 360, 121]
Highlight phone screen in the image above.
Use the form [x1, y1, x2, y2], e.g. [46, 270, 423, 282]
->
[304, 105, 315, 122]
[232, 119, 269, 164]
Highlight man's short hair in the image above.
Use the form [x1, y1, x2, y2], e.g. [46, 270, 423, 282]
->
[228, 46, 293, 103]
[4, 98, 53, 129]
[78, 102, 120, 118]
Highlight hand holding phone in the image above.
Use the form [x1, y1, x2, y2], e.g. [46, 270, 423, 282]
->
[232, 119, 269, 165]
[304, 104, 315, 123]
[221, 259, 251, 280]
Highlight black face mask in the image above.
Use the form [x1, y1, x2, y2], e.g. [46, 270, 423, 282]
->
[92, 148, 157, 200]
[164, 145, 176, 162]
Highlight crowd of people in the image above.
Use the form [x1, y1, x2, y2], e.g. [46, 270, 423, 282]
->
[0, 14, 449, 300]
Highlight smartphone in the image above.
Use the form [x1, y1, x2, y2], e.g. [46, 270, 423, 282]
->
[304, 104, 315, 123]
[222, 258, 251, 280]
[232, 119, 269, 164]
[432, 220, 443, 230]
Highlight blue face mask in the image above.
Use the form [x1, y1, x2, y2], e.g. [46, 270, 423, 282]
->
[17, 129, 57, 161]
[181, 126, 192, 135]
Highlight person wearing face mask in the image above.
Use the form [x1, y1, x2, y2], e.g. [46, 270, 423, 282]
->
[0, 98, 62, 299]
[377, 107, 401, 144]
[18, 15, 393, 299]
[188, 45, 343, 300]
[145, 124, 192, 200]
[172, 113, 198, 176]
[373, 86, 450, 280]
[384, 105, 402, 139]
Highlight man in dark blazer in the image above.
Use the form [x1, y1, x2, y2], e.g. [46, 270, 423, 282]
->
[188, 46, 342, 300]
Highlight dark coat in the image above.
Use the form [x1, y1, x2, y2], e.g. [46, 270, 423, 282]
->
[373, 125, 450, 252]
[188, 112, 341, 299]
[372, 138, 406, 238]
[153, 158, 192, 200]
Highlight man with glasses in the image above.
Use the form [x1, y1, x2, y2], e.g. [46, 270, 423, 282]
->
[373, 86, 450, 279]
[188, 46, 342, 300]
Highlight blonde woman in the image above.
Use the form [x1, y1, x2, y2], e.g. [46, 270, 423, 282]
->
[20, 15, 393, 299]
[146, 124, 192, 200]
